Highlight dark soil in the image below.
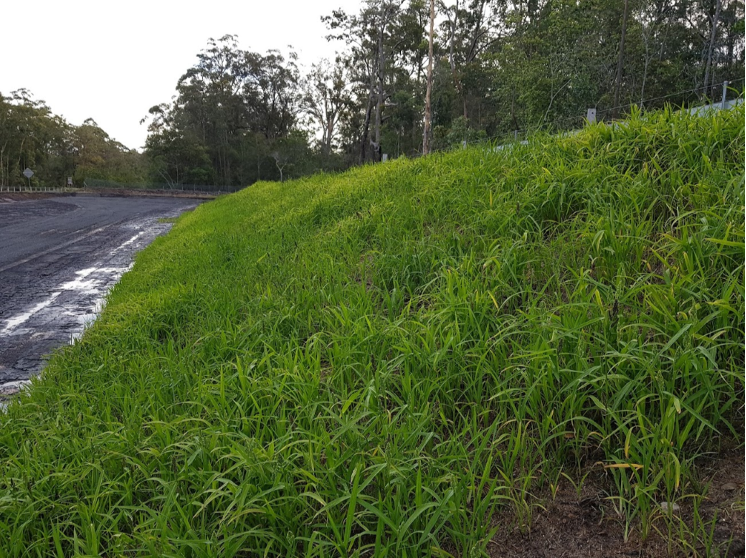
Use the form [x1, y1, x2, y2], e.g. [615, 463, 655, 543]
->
[80, 188, 218, 199]
[487, 450, 744, 558]
[0, 192, 75, 203]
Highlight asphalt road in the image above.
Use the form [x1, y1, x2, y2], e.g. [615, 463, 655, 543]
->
[0, 194, 200, 395]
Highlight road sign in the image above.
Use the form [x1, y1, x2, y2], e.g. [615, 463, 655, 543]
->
[67, 177, 73, 186]
[23, 168, 34, 179]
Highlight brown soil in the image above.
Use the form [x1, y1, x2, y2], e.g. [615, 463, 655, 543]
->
[487, 450, 744, 558]
[0, 192, 75, 202]
[80, 188, 218, 199]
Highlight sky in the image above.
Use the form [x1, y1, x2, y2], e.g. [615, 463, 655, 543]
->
[0, 0, 363, 151]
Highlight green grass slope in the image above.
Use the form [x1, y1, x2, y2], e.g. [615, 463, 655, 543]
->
[1, 107, 744, 556]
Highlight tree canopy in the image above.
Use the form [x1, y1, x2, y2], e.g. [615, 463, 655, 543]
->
[0, 90, 145, 188]
[143, 35, 326, 187]
[3, 1, 742, 188]
[144, 0, 743, 187]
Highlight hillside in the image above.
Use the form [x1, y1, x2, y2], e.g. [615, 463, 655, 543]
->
[0, 106, 743, 556]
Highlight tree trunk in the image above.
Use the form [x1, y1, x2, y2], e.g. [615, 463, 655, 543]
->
[373, 21, 385, 162]
[448, 1, 466, 119]
[0, 143, 5, 187]
[361, 80, 375, 163]
[423, 0, 435, 155]
[640, 37, 651, 105]
[449, 1, 457, 75]
[510, 87, 518, 131]
[16, 137, 25, 181]
[323, 95, 335, 156]
[703, 0, 722, 99]
[612, 0, 629, 119]
[325, 118, 334, 156]
[275, 159, 284, 182]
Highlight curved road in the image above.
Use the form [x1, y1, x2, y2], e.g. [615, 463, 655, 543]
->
[0, 194, 200, 396]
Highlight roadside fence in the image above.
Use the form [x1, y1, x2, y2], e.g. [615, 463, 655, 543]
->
[438, 78, 745, 155]
[0, 186, 67, 193]
[84, 179, 242, 194]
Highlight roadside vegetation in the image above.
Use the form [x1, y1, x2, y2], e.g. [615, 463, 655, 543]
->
[0, 106, 743, 556]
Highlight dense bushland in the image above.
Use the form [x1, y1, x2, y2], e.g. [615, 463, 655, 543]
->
[0, 91, 146, 188]
[0, 106, 743, 556]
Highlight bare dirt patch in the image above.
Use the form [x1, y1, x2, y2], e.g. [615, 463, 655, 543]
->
[487, 451, 744, 558]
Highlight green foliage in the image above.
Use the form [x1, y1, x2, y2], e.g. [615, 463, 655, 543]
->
[432, 115, 487, 149]
[72, 119, 147, 184]
[331, 0, 744, 158]
[143, 36, 324, 188]
[139, 1, 744, 185]
[0, 90, 72, 187]
[0, 107, 743, 556]
[0, 91, 145, 187]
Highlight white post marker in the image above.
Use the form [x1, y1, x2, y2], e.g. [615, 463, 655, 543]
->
[23, 168, 34, 189]
[586, 108, 597, 124]
[722, 81, 729, 110]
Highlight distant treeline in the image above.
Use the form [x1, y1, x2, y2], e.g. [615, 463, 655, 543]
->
[0, 90, 146, 188]
[3, 0, 743, 188]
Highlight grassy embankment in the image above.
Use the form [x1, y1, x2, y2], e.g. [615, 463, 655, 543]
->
[0, 106, 743, 556]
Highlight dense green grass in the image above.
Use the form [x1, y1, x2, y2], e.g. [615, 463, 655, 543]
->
[1, 106, 743, 556]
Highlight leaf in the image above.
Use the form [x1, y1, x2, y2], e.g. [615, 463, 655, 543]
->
[705, 237, 744, 247]
[341, 390, 361, 415]
[604, 463, 643, 470]
[658, 323, 692, 356]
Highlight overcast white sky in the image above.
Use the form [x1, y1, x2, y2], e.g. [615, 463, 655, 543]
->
[0, 0, 363, 151]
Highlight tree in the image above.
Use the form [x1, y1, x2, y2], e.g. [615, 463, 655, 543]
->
[324, 0, 425, 162]
[613, 0, 630, 118]
[140, 1, 744, 184]
[0, 90, 67, 187]
[302, 59, 352, 156]
[72, 119, 146, 184]
[0, 90, 142, 188]
[703, 0, 723, 97]
[143, 36, 306, 187]
[270, 131, 312, 182]
[423, 0, 435, 154]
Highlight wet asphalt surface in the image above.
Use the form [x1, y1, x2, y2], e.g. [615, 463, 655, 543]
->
[0, 194, 201, 395]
